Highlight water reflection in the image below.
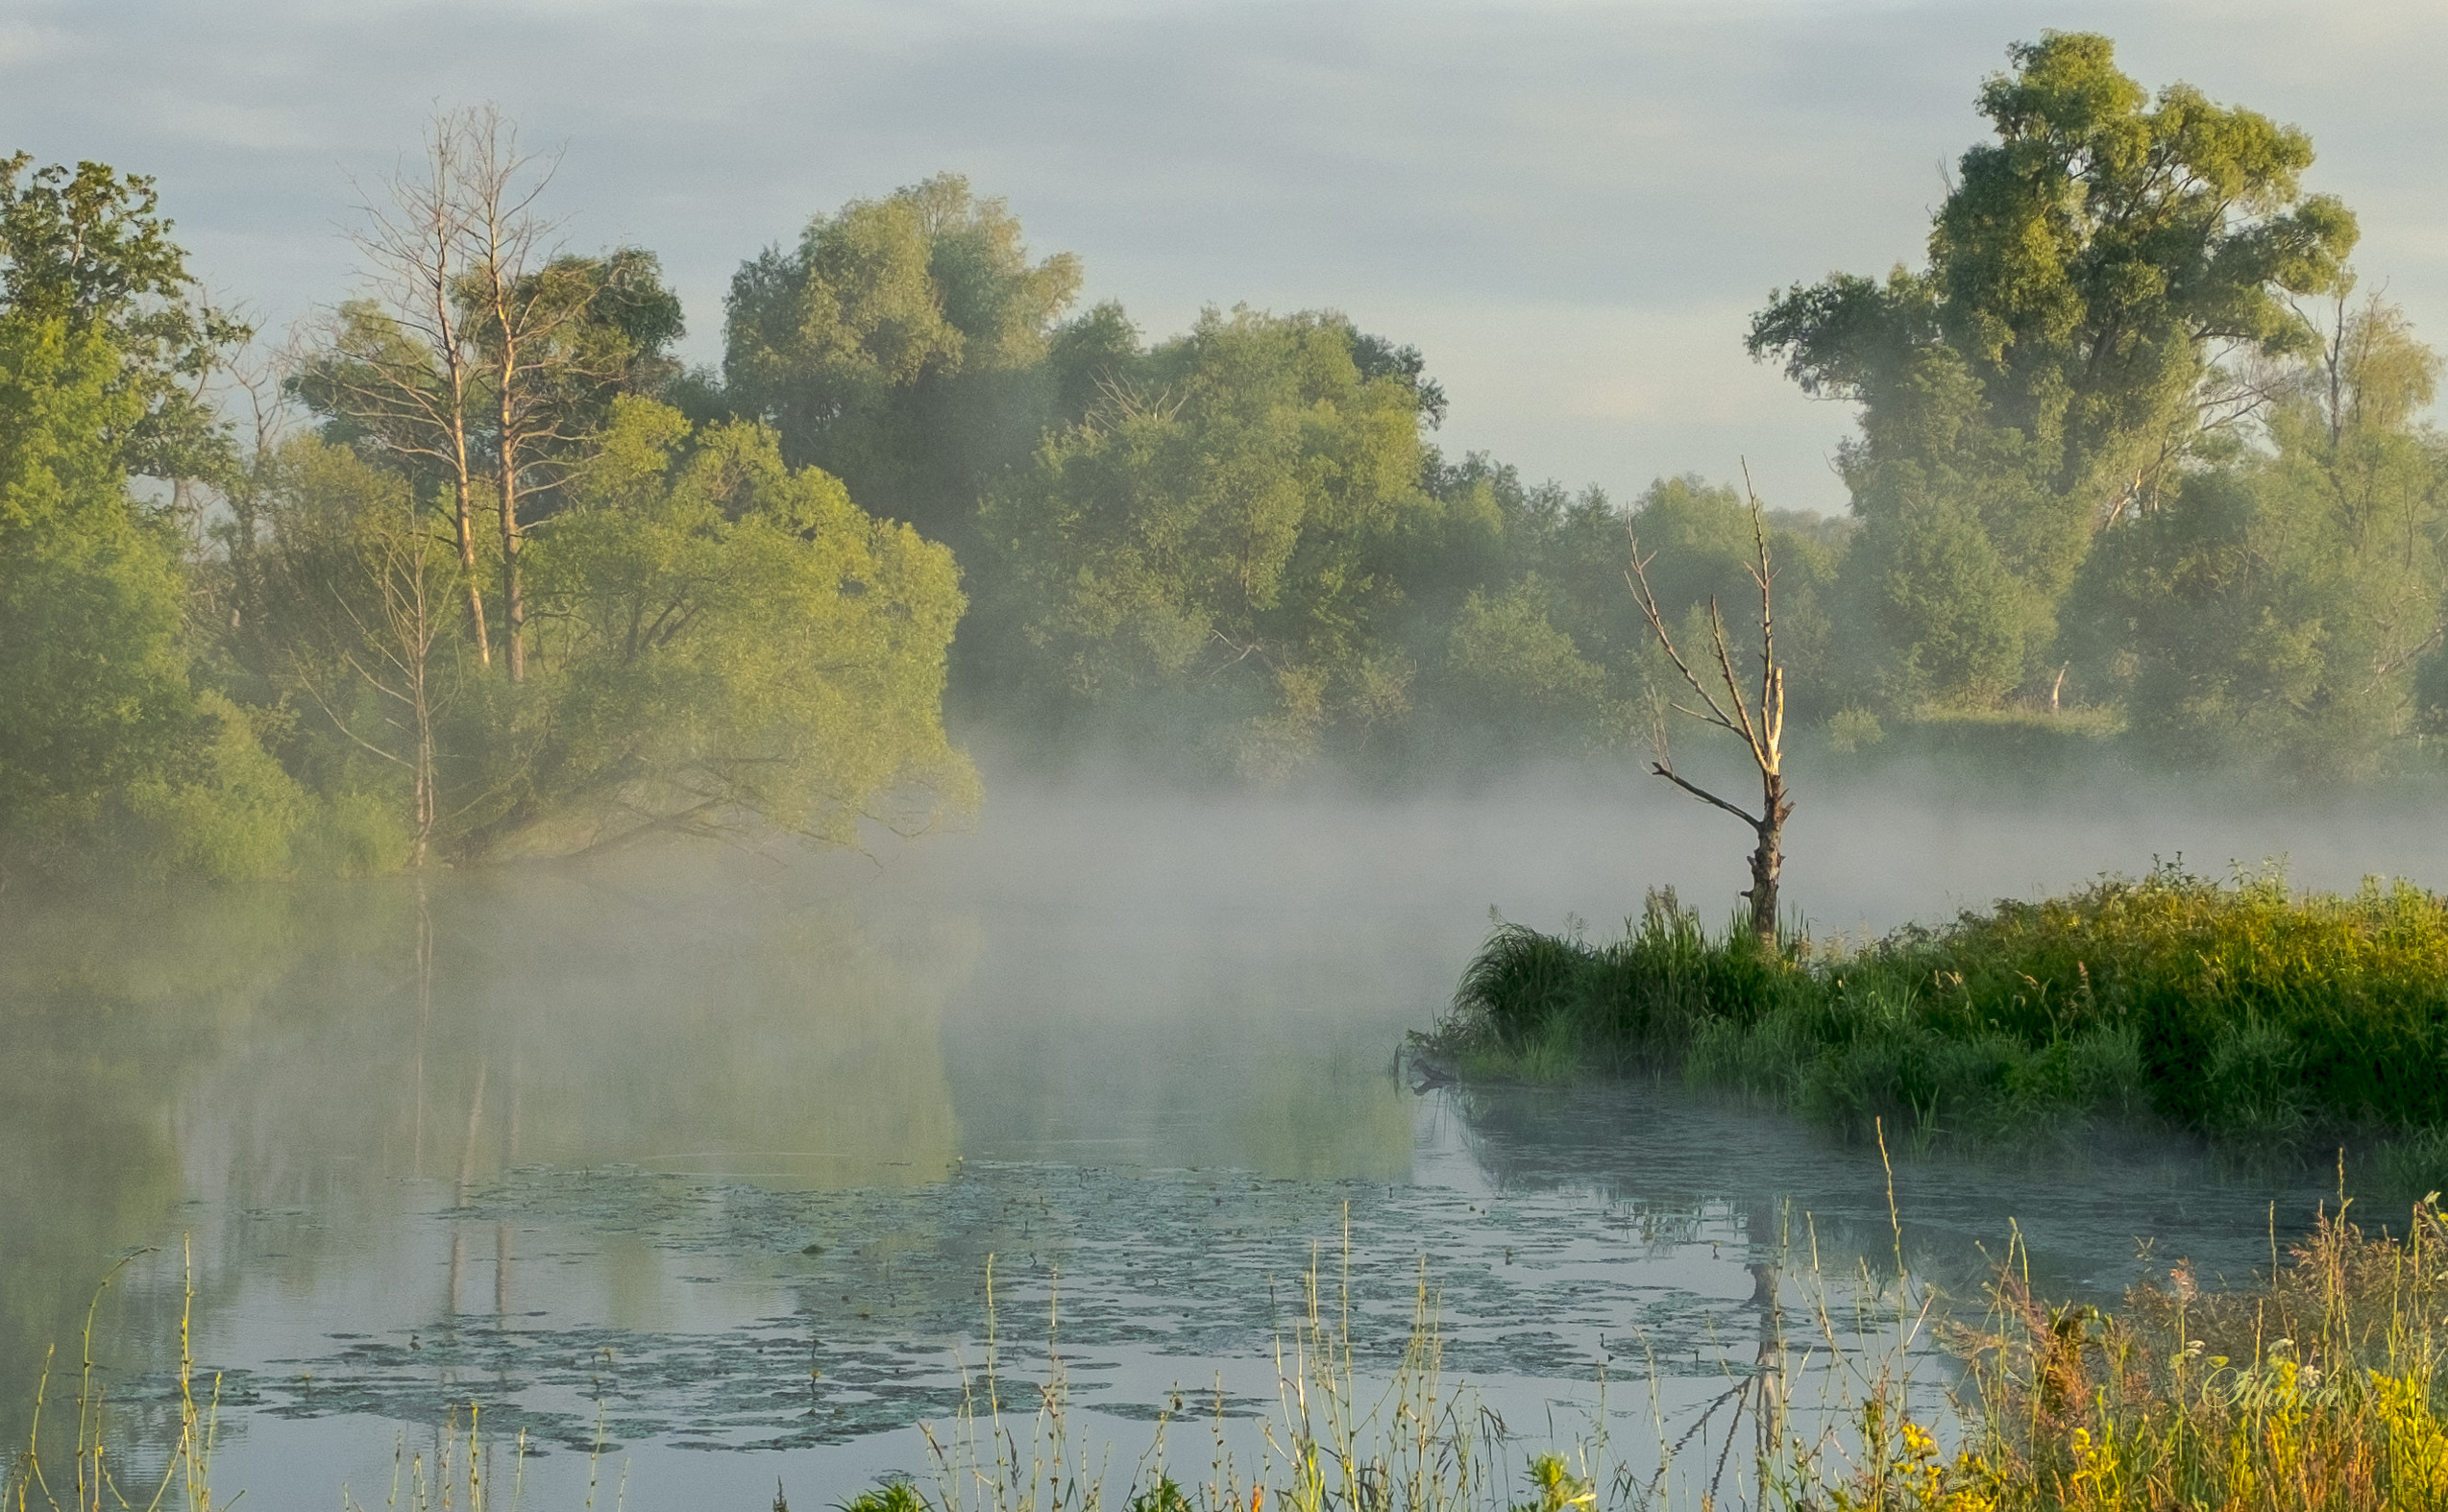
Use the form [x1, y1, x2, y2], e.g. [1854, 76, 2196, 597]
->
[0, 781, 2380, 1506]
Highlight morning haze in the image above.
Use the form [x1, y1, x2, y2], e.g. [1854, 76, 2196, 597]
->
[6, 7, 2448, 1509]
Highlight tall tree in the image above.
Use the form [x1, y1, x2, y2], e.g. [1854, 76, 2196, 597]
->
[0, 157, 306, 879]
[978, 306, 1447, 774]
[456, 110, 605, 684]
[1747, 32, 2358, 709]
[304, 114, 493, 663]
[299, 109, 681, 681]
[2070, 293, 2448, 773]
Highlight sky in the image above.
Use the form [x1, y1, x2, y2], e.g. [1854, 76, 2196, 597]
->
[3, 0, 2442, 517]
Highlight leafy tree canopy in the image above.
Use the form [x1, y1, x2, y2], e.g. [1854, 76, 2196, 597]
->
[1751, 32, 2356, 515]
[722, 174, 1082, 541]
[0, 154, 247, 483]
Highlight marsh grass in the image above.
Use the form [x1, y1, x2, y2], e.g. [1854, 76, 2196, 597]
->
[20, 1187, 2448, 1510]
[1817, 1193, 2448, 1510]
[1426, 866, 2448, 1165]
[7, 1239, 223, 1512]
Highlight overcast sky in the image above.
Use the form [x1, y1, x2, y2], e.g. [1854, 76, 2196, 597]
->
[4, 0, 2440, 515]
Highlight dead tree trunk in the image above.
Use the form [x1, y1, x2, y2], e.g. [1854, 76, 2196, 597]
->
[456, 110, 599, 686]
[1627, 465, 1795, 950]
[339, 111, 491, 666]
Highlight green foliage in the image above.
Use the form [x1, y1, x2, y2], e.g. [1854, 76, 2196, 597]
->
[838, 1482, 926, 1512]
[0, 305, 303, 880]
[1751, 33, 2360, 715]
[0, 153, 246, 483]
[503, 397, 976, 849]
[979, 305, 1451, 773]
[2069, 295, 2448, 775]
[1443, 578, 1612, 737]
[0, 312, 190, 864]
[1127, 1475, 1193, 1512]
[1435, 866, 2448, 1153]
[121, 690, 307, 881]
[722, 173, 1082, 545]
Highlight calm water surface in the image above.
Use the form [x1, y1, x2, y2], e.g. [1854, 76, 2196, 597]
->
[5, 776, 2409, 1507]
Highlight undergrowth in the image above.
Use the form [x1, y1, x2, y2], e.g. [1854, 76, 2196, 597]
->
[1420, 866, 2448, 1173]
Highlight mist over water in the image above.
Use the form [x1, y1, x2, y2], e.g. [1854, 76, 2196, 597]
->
[0, 759, 2418, 1505]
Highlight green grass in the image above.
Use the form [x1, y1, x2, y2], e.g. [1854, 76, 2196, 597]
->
[23, 1195, 2448, 1511]
[1425, 866, 2448, 1164]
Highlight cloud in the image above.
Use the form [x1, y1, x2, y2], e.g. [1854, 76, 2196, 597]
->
[1, 0, 2440, 511]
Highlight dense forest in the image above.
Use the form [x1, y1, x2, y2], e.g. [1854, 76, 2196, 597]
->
[4, 32, 2443, 881]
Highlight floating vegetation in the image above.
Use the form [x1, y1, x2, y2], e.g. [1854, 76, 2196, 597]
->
[22, 1191, 2448, 1510]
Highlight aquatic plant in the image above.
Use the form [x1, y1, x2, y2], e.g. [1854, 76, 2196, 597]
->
[1430, 865, 2448, 1159]
[7, 1240, 223, 1512]
[19, 1194, 2448, 1509]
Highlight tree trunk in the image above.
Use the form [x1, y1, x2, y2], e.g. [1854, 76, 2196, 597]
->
[495, 308, 526, 682]
[499, 468, 524, 683]
[1745, 771, 1789, 949]
[452, 474, 489, 666]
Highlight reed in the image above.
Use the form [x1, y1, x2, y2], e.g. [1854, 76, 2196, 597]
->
[7, 1238, 223, 1512]
[19, 1191, 2448, 1509]
[1807, 1194, 2448, 1510]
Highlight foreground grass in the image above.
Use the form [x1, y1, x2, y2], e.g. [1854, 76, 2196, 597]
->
[15, 1198, 2448, 1510]
[1827, 1195, 2448, 1511]
[1421, 866, 2448, 1181]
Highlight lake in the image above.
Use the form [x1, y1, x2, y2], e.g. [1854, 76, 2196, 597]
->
[5, 768, 2411, 1507]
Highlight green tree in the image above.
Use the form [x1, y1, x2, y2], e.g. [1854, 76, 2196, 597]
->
[2072, 294, 2448, 773]
[0, 310, 304, 879]
[501, 397, 975, 851]
[978, 306, 1446, 774]
[1442, 577, 1612, 738]
[0, 315, 187, 854]
[1749, 32, 2357, 709]
[722, 174, 1081, 547]
[0, 153, 247, 486]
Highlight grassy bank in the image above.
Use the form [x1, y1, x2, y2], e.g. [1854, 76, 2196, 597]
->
[1421, 866, 2448, 1179]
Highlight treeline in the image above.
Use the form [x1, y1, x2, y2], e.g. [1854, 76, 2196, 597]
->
[5, 35, 2446, 879]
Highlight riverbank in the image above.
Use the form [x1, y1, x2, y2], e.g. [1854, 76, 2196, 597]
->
[1421, 866, 2448, 1186]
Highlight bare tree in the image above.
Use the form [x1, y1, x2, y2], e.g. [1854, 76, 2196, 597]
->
[455, 110, 606, 683]
[310, 108, 645, 686]
[1627, 466, 1793, 949]
[326, 112, 493, 666]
